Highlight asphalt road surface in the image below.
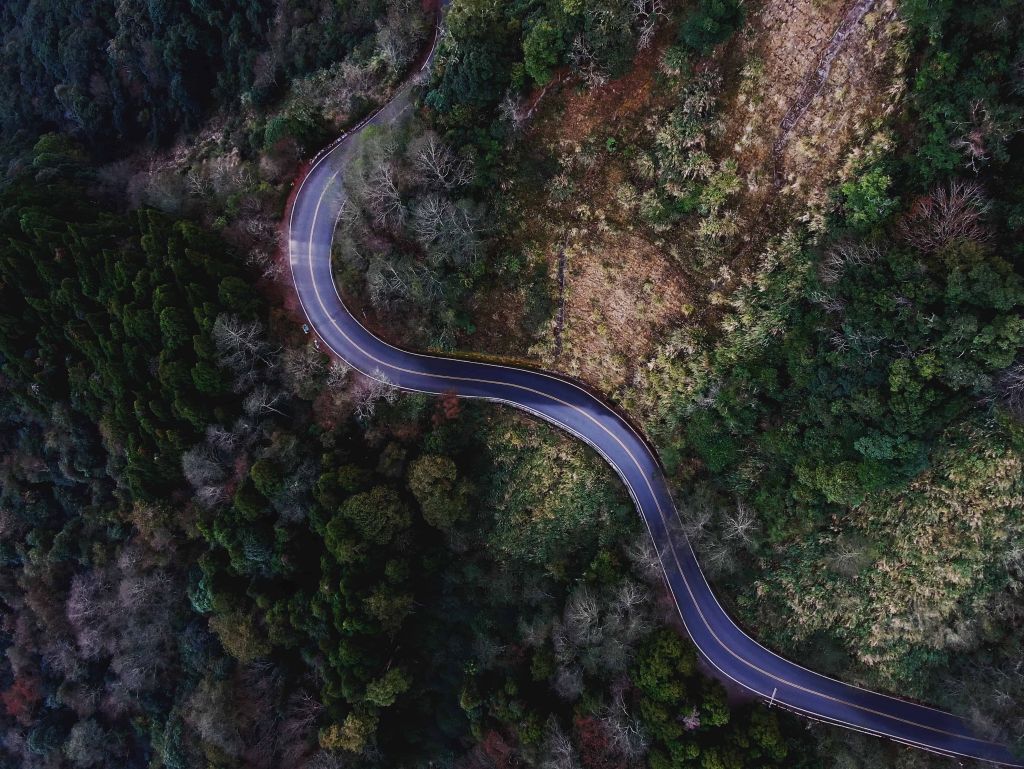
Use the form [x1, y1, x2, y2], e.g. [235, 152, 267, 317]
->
[286, 21, 1021, 767]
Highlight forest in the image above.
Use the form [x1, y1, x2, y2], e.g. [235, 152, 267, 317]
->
[0, 134, 814, 767]
[0, 0, 1022, 767]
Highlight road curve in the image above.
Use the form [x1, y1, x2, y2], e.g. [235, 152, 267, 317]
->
[285, 21, 1021, 768]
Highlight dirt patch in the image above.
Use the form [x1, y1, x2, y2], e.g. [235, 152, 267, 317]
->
[720, 0, 906, 218]
[539, 230, 689, 396]
[468, 34, 690, 397]
[547, 40, 666, 147]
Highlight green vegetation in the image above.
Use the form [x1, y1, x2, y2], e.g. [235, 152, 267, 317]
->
[652, 188, 1023, 530]
[625, 0, 1024, 756]
[425, 0, 675, 166]
[0, 137, 258, 499]
[3, 0, 1023, 767]
[674, 0, 744, 58]
[0, 0, 390, 149]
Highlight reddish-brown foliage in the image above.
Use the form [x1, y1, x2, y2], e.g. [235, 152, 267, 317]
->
[3, 675, 41, 725]
[898, 179, 990, 253]
[574, 716, 627, 769]
[480, 730, 515, 769]
[432, 390, 461, 426]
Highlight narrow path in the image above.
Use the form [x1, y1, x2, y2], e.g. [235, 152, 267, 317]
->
[282, 7, 1021, 765]
[772, 0, 878, 186]
[554, 243, 567, 357]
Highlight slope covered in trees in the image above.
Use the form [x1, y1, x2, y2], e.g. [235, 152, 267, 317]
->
[3, 0, 1021, 767]
[0, 136, 259, 500]
[0, 0, 389, 149]
[0, 123, 819, 768]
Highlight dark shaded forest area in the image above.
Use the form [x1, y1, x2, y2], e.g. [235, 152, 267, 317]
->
[0, 0, 386, 148]
[0, 0, 1022, 767]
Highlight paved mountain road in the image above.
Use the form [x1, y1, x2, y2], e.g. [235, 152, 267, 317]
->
[285, 20, 1021, 767]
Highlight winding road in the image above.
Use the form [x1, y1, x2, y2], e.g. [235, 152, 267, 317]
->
[285, 14, 1021, 766]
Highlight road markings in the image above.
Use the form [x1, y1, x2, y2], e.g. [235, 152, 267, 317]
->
[297, 167, 1017, 758]
[284, 48, 1022, 768]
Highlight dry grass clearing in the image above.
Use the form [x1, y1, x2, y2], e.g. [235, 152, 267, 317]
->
[538, 231, 690, 395]
[471, 0, 907, 416]
[722, 0, 907, 226]
[467, 33, 694, 397]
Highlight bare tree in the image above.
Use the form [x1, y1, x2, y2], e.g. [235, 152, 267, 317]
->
[206, 423, 244, 454]
[997, 362, 1024, 418]
[951, 101, 994, 172]
[563, 586, 601, 648]
[540, 718, 581, 769]
[410, 194, 451, 245]
[832, 539, 867, 576]
[600, 689, 649, 759]
[117, 571, 173, 613]
[247, 248, 284, 281]
[518, 616, 550, 648]
[181, 444, 228, 490]
[376, 26, 409, 73]
[552, 663, 585, 702]
[819, 241, 880, 284]
[197, 484, 230, 509]
[213, 314, 275, 391]
[699, 538, 739, 579]
[366, 163, 405, 230]
[367, 257, 413, 308]
[722, 499, 758, 546]
[631, 0, 667, 50]
[626, 535, 663, 583]
[243, 384, 287, 418]
[186, 168, 212, 198]
[678, 502, 712, 543]
[409, 132, 473, 189]
[326, 359, 352, 390]
[186, 677, 245, 757]
[279, 690, 324, 767]
[410, 195, 481, 264]
[612, 581, 648, 615]
[499, 90, 528, 132]
[282, 343, 327, 397]
[300, 751, 346, 769]
[66, 572, 114, 660]
[209, 153, 255, 198]
[898, 179, 990, 253]
[352, 370, 399, 421]
[569, 35, 609, 88]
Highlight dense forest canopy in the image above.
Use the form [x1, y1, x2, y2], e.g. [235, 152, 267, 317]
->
[0, 136, 258, 500]
[0, 0, 1023, 767]
[0, 0, 385, 149]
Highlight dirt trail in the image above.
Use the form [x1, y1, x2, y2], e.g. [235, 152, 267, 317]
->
[554, 244, 567, 357]
[771, 0, 878, 185]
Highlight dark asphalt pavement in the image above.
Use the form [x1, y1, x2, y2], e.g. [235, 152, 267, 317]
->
[286, 24, 1021, 766]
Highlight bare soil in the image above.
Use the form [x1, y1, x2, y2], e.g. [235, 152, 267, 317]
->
[721, 0, 906, 223]
[470, 0, 907, 413]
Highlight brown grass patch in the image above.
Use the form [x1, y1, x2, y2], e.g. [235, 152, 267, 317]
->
[470, 0, 906, 412]
[550, 41, 665, 146]
[720, 0, 906, 217]
[545, 230, 689, 395]
[467, 35, 692, 398]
